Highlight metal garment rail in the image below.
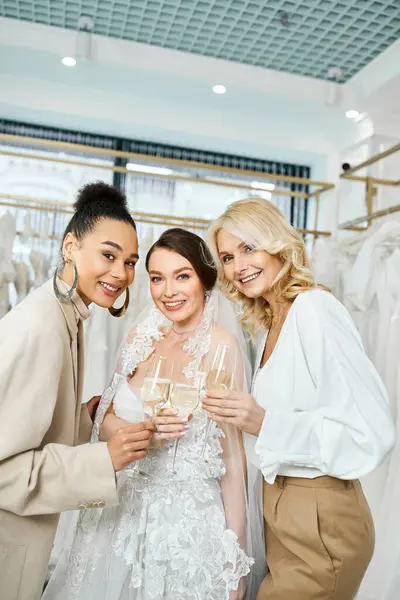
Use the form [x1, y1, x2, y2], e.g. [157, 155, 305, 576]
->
[0, 132, 335, 237]
[339, 143, 399, 231]
[0, 193, 331, 238]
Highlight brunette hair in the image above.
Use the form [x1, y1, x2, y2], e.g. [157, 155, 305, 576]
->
[146, 228, 217, 291]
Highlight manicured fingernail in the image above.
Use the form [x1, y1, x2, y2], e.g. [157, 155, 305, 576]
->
[184, 424, 190, 430]
[172, 410, 178, 415]
[181, 417, 188, 422]
[180, 431, 187, 436]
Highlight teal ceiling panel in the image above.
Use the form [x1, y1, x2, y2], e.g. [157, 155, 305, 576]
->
[1, 0, 399, 81]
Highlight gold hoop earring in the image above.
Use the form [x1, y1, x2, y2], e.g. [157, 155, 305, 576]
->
[108, 287, 130, 318]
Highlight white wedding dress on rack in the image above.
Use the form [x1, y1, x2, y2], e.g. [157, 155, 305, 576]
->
[313, 222, 400, 600]
[351, 222, 400, 600]
[0, 212, 16, 317]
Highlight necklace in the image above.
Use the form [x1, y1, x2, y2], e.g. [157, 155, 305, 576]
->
[172, 325, 197, 336]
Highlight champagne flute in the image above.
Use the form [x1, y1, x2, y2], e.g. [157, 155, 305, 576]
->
[201, 344, 236, 459]
[141, 355, 172, 417]
[139, 355, 172, 476]
[170, 367, 202, 474]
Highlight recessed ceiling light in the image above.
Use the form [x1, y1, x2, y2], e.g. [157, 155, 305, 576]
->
[212, 84, 227, 95]
[346, 110, 360, 120]
[62, 56, 77, 67]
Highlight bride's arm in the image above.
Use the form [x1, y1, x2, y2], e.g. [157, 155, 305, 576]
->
[220, 424, 247, 546]
[99, 404, 130, 442]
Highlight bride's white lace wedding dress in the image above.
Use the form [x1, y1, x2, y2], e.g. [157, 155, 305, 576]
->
[43, 292, 255, 600]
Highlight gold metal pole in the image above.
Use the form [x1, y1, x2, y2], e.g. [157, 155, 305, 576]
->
[0, 193, 210, 226]
[312, 191, 321, 247]
[0, 133, 334, 190]
[338, 203, 400, 230]
[340, 143, 400, 177]
[341, 175, 396, 186]
[0, 197, 331, 238]
[0, 149, 309, 199]
[298, 228, 330, 237]
[366, 177, 375, 228]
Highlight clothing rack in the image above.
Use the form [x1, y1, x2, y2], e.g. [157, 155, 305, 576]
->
[0, 132, 334, 238]
[339, 143, 399, 231]
[0, 132, 334, 195]
[338, 203, 400, 231]
[0, 193, 332, 239]
[0, 193, 209, 232]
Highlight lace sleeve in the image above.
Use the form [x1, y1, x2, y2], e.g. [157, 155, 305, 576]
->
[91, 306, 165, 442]
[220, 424, 255, 593]
[206, 328, 255, 595]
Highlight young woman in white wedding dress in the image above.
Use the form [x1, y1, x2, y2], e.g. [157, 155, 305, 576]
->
[43, 228, 258, 600]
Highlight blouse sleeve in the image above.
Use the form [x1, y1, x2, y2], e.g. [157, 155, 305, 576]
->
[255, 290, 395, 484]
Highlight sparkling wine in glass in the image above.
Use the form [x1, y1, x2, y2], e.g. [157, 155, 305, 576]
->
[201, 344, 236, 459]
[170, 371, 201, 474]
[141, 355, 171, 417]
[139, 355, 172, 477]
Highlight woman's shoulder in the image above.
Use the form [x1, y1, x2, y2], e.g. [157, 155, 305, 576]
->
[0, 281, 68, 338]
[210, 322, 239, 347]
[293, 287, 356, 338]
[294, 287, 344, 316]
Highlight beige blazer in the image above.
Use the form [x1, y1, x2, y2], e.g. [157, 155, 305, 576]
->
[0, 279, 118, 600]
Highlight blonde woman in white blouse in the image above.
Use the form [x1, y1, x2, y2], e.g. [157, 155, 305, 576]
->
[203, 197, 395, 600]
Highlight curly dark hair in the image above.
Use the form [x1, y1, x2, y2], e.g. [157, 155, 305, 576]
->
[62, 181, 136, 243]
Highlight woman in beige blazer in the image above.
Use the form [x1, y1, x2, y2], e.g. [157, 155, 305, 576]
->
[0, 182, 154, 600]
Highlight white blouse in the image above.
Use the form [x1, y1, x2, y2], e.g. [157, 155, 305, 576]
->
[248, 289, 395, 484]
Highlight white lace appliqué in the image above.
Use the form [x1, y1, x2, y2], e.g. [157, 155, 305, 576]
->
[47, 291, 254, 600]
[91, 306, 165, 442]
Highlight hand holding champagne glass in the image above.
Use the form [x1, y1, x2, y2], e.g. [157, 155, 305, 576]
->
[138, 355, 172, 476]
[141, 355, 172, 417]
[170, 364, 202, 473]
[201, 344, 236, 458]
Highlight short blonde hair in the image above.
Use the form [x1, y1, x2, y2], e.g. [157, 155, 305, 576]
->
[207, 197, 317, 334]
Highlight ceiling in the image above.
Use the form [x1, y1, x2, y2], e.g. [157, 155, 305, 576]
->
[1, 0, 399, 82]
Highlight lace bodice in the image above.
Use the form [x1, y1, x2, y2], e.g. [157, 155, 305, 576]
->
[113, 378, 226, 482]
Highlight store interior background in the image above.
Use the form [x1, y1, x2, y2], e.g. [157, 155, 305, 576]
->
[0, 1, 398, 235]
[0, 3, 400, 599]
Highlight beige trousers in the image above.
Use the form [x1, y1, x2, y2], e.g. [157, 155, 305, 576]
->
[257, 475, 374, 600]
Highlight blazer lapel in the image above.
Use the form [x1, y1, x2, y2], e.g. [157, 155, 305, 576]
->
[44, 280, 82, 440]
[73, 321, 86, 442]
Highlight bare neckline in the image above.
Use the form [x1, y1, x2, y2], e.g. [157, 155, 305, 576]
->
[258, 297, 298, 370]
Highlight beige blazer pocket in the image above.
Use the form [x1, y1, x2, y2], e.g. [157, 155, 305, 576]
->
[0, 542, 27, 600]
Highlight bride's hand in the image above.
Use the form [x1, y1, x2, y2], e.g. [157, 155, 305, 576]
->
[153, 408, 191, 444]
[202, 389, 265, 436]
[229, 577, 246, 600]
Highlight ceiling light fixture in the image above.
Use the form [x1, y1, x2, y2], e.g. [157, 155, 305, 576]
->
[61, 56, 77, 67]
[61, 15, 95, 67]
[346, 110, 360, 120]
[325, 67, 344, 106]
[213, 84, 227, 95]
